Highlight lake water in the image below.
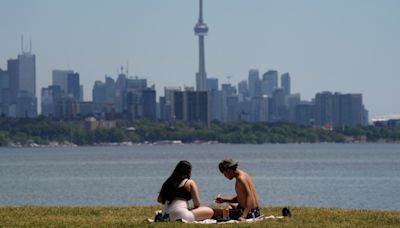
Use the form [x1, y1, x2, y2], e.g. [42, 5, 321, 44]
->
[0, 143, 399, 211]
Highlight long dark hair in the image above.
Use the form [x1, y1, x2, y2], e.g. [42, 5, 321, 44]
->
[159, 160, 192, 204]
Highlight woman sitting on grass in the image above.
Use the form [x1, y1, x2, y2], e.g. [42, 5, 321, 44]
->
[157, 160, 214, 222]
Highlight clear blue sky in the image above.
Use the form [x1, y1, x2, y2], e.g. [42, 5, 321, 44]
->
[1, 0, 399, 119]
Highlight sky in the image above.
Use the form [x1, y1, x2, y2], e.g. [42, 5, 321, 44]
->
[1, 0, 399, 119]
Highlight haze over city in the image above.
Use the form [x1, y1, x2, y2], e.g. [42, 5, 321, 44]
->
[1, 0, 399, 119]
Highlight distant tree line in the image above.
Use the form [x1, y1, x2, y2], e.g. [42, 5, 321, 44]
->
[0, 116, 399, 146]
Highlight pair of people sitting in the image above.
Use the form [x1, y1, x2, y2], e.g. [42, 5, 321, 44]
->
[157, 159, 260, 222]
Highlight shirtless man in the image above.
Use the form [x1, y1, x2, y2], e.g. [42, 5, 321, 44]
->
[213, 158, 260, 222]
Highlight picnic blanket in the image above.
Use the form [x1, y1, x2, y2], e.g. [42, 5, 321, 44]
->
[146, 211, 286, 224]
[191, 215, 284, 224]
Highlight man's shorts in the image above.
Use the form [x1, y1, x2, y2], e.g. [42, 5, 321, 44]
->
[229, 206, 260, 220]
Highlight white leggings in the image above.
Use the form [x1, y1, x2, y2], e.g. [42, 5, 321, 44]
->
[164, 199, 195, 222]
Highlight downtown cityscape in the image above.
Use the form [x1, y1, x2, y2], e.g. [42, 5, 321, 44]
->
[0, 2, 400, 226]
[0, 0, 373, 129]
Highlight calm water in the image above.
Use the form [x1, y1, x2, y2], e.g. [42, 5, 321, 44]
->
[0, 144, 399, 211]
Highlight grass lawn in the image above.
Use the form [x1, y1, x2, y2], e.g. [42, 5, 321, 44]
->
[1, 206, 399, 227]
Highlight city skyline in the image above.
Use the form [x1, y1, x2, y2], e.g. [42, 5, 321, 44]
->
[1, 0, 399, 119]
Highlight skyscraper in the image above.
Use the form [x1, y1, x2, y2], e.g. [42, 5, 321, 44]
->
[92, 81, 106, 104]
[6, 45, 37, 117]
[248, 69, 260, 98]
[0, 69, 9, 115]
[314, 92, 365, 128]
[281, 72, 291, 95]
[315, 91, 334, 127]
[52, 70, 74, 94]
[206, 78, 218, 91]
[41, 85, 62, 116]
[67, 72, 80, 100]
[6, 59, 18, 104]
[238, 80, 248, 98]
[194, 0, 208, 91]
[18, 52, 36, 97]
[262, 70, 278, 96]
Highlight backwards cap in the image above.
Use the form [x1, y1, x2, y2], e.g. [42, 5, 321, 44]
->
[218, 158, 238, 173]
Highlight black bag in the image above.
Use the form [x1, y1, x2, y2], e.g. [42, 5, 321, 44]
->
[154, 211, 170, 222]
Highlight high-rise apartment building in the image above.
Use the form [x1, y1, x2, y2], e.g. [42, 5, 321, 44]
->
[295, 102, 315, 126]
[338, 93, 363, 127]
[314, 92, 365, 128]
[315, 91, 334, 127]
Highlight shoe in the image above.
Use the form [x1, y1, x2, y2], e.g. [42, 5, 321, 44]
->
[154, 211, 163, 222]
[282, 207, 291, 217]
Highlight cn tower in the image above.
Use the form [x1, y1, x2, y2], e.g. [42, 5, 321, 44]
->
[194, 0, 208, 91]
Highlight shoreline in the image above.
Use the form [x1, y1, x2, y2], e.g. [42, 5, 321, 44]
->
[3, 140, 400, 149]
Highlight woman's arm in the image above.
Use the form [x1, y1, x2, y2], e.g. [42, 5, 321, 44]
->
[188, 179, 201, 208]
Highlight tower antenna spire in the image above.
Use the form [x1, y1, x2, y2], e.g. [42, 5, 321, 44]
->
[29, 38, 32, 53]
[199, 0, 203, 23]
[21, 35, 24, 53]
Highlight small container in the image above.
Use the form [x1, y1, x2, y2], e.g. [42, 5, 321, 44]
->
[222, 207, 229, 219]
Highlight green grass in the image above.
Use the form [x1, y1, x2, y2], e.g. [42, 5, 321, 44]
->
[0, 206, 399, 227]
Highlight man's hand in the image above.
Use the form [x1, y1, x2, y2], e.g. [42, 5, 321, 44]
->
[214, 196, 224, 204]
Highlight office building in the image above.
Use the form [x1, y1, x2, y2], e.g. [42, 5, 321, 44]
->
[141, 88, 157, 119]
[206, 78, 218, 91]
[314, 92, 365, 128]
[262, 70, 278, 96]
[172, 90, 208, 123]
[238, 80, 248, 97]
[295, 102, 315, 126]
[16, 90, 37, 118]
[281, 72, 291, 95]
[52, 70, 73, 94]
[92, 81, 107, 104]
[0, 69, 9, 115]
[41, 85, 62, 117]
[248, 69, 260, 97]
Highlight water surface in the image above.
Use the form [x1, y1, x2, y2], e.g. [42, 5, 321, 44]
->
[0, 143, 399, 210]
